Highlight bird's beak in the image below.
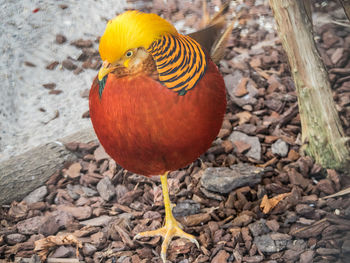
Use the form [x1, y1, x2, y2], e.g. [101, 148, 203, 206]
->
[98, 61, 113, 81]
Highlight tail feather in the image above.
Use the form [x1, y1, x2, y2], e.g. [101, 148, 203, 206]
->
[187, 1, 233, 63]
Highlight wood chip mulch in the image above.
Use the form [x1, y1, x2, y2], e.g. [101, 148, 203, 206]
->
[1, 0, 350, 262]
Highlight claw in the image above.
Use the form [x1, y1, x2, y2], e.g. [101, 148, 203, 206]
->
[133, 172, 200, 262]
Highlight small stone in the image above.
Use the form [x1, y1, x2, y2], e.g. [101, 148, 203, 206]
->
[17, 216, 44, 234]
[266, 219, 280, 232]
[200, 164, 263, 194]
[59, 4, 68, 9]
[71, 39, 93, 48]
[24, 61, 36, 67]
[300, 250, 315, 263]
[295, 204, 314, 216]
[39, 215, 61, 236]
[46, 61, 59, 70]
[83, 243, 97, 256]
[283, 249, 302, 261]
[342, 239, 350, 253]
[316, 248, 340, 255]
[212, 250, 229, 263]
[57, 205, 92, 220]
[94, 146, 110, 162]
[254, 234, 290, 253]
[62, 59, 77, 70]
[248, 219, 270, 237]
[42, 83, 56, 90]
[80, 215, 113, 226]
[271, 139, 289, 157]
[51, 246, 75, 258]
[6, 233, 26, 245]
[23, 186, 47, 204]
[173, 200, 200, 218]
[51, 210, 74, 229]
[49, 89, 63, 95]
[229, 131, 261, 160]
[97, 177, 116, 201]
[56, 34, 67, 44]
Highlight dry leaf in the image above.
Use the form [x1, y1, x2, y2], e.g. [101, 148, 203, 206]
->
[260, 193, 290, 214]
[34, 234, 82, 261]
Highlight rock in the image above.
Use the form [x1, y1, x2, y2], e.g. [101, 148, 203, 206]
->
[17, 216, 44, 234]
[97, 176, 116, 201]
[229, 131, 261, 160]
[200, 164, 263, 194]
[51, 245, 75, 258]
[6, 233, 26, 245]
[248, 219, 270, 237]
[271, 139, 289, 157]
[254, 233, 291, 253]
[80, 215, 114, 226]
[57, 205, 92, 220]
[300, 250, 315, 263]
[173, 200, 200, 218]
[211, 250, 229, 263]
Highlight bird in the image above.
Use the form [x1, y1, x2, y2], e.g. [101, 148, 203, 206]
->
[89, 6, 231, 262]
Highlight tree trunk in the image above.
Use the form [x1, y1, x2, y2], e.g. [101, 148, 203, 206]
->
[339, 0, 350, 21]
[269, 0, 350, 170]
[0, 128, 97, 205]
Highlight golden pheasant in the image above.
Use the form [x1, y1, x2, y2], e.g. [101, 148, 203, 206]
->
[89, 7, 231, 262]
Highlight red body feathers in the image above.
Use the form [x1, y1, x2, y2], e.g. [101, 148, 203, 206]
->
[89, 59, 226, 176]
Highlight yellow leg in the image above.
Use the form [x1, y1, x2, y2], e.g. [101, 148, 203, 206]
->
[134, 172, 199, 262]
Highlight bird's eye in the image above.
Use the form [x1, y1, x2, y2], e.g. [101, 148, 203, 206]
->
[126, 51, 133, 57]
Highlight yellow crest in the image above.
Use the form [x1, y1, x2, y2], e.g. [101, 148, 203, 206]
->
[99, 11, 178, 63]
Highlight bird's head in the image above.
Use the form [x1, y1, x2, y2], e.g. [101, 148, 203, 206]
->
[98, 11, 178, 81]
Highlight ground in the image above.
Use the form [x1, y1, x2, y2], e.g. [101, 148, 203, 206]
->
[1, 0, 350, 262]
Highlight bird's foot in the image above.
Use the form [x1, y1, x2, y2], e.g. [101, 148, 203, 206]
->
[134, 214, 199, 263]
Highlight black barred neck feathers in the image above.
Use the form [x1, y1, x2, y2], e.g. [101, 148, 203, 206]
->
[147, 34, 207, 95]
